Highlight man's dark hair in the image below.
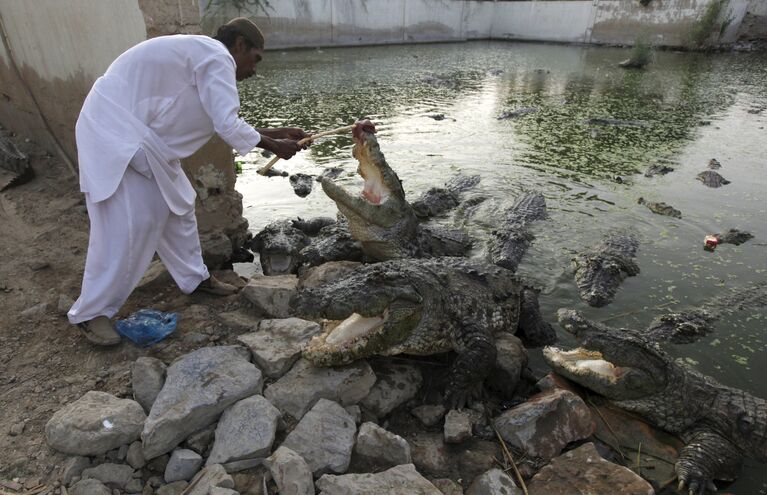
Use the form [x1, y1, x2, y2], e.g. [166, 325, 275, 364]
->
[213, 25, 253, 49]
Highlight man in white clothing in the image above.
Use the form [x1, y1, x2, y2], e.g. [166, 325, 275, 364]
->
[69, 18, 307, 346]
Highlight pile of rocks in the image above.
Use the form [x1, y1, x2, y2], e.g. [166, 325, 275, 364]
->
[42, 312, 659, 494]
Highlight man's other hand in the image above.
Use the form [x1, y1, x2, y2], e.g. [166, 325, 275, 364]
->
[258, 136, 302, 160]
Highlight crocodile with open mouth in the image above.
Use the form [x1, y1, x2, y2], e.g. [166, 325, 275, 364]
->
[319, 125, 471, 261]
[544, 309, 767, 494]
[291, 257, 556, 407]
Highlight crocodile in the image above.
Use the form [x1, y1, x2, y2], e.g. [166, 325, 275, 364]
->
[644, 164, 675, 177]
[289, 173, 313, 197]
[637, 197, 681, 218]
[249, 220, 310, 275]
[572, 233, 639, 307]
[544, 309, 767, 493]
[320, 126, 471, 261]
[291, 257, 556, 407]
[250, 217, 363, 275]
[410, 174, 480, 220]
[487, 191, 548, 272]
[697, 170, 730, 188]
[646, 283, 767, 344]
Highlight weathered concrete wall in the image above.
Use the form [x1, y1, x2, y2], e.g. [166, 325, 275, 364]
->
[203, 0, 757, 49]
[738, 0, 767, 40]
[0, 0, 146, 167]
[0, 0, 247, 256]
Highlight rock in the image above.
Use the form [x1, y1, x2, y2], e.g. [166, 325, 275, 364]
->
[210, 488, 239, 495]
[535, 373, 579, 394]
[165, 449, 203, 483]
[237, 318, 321, 378]
[297, 261, 362, 289]
[218, 309, 258, 333]
[45, 391, 146, 456]
[127, 441, 146, 469]
[200, 231, 233, 269]
[81, 463, 134, 490]
[409, 433, 450, 477]
[241, 275, 297, 318]
[353, 422, 411, 469]
[264, 446, 315, 495]
[207, 395, 281, 466]
[443, 410, 472, 444]
[431, 478, 463, 495]
[493, 389, 594, 459]
[155, 481, 188, 495]
[183, 424, 216, 456]
[9, 421, 25, 436]
[61, 456, 91, 486]
[264, 359, 375, 420]
[221, 458, 263, 473]
[132, 357, 167, 413]
[345, 405, 362, 424]
[58, 295, 75, 316]
[360, 362, 422, 417]
[465, 468, 520, 495]
[141, 346, 263, 459]
[184, 465, 235, 495]
[21, 302, 48, 317]
[316, 463, 441, 494]
[411, 405, 447, 427]
[126, 478, 143, 493]
[70, 479, 111, 495]
[147, 454, 170, 474]
[280, 399, 357, 476]
[487, 334, 527, 397]
[527, 442, 654, 494]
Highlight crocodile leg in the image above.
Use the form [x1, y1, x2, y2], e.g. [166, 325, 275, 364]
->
[517, 288, 557, 347]
[677, 428, 742, 494]
[445, 318, 497, 409]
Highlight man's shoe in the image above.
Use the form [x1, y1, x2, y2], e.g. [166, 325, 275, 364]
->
[76, 316, 121, 346]
[195, 275, 239, 296]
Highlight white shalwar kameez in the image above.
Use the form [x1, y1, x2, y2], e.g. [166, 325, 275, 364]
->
[68, 35, 261, 324]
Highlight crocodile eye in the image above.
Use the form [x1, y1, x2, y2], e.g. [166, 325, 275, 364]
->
[738, 413, 753, 435]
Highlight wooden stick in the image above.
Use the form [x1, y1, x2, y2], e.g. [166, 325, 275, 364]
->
[493, 426, 529, 495]
[257, 124, 357, 176]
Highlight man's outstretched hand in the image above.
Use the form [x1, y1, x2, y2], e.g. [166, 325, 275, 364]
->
[257, 135, 302, 160]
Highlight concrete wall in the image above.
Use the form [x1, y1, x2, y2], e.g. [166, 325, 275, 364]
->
[203, 0, 756, 49]
[0, 0, 247, 255]
[739, 0, 767, 40]
[0, 0, 146, 168]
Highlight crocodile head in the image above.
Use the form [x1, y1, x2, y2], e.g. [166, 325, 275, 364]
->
[543, 309, 668, 400]
[291, 262, 425, 366]
[250, 220, 309, 275]
[320, 128, 418, 260]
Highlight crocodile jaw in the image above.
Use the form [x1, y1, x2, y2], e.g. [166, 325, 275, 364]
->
[303, 311, 390, 366]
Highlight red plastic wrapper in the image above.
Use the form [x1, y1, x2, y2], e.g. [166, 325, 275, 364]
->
[704, 234, 719, 251]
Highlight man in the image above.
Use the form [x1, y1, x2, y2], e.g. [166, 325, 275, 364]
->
[68, 18, 306, 346]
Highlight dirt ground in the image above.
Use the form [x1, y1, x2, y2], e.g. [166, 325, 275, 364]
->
[0, 134, 250, 486]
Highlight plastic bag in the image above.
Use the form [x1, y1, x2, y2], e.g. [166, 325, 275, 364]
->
[115, 309, 178, 347]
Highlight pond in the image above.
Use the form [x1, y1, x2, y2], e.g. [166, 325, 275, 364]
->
[236, 40, 767, 492]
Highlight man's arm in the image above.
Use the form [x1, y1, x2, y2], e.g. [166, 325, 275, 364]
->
[194, 54, 303, 160]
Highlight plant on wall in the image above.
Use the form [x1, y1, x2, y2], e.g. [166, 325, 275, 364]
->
[619, 36, 653, 69]
[202, 0, 273, 20]
[688, 0, 734, 49]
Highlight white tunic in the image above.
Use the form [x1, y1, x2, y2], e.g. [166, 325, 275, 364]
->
[75, 34, 261, 213]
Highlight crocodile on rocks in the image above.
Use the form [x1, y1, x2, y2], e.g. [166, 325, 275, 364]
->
[544, 309, 767, 493]
[249, 217, 363, 275]
[487, 191, 548, 272]
[0, 133, 34, 191]
[572, 233, 640, 307]
[291, 257, 556, 407]
[320, 125, 471, 261]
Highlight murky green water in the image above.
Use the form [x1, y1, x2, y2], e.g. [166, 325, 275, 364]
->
[237, 41, 767, 492]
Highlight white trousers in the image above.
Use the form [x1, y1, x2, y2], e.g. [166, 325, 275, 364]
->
[68, 152, 209, 324]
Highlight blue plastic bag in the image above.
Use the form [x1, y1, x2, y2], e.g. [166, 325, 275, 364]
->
[115, 309, 178, 347]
